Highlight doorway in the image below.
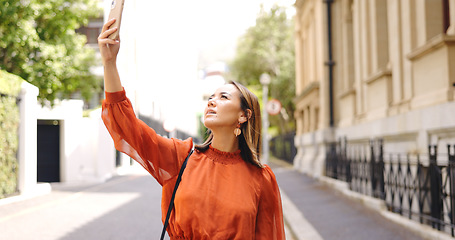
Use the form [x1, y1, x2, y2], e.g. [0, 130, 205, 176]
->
[37, 120, 61, 182]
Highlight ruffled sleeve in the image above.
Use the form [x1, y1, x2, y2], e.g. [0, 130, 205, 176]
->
[102, 89, 192, 185]
[255, 165, 285, 240]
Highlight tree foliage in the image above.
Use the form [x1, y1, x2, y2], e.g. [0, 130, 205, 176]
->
[229, 5, 296, 134]
[0, 0, 102, 104]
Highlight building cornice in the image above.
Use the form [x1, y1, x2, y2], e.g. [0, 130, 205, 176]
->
[338, 87, 356, 99]
[407, 34, 455, 61]
[364, 68, 392, 84]
[294, 81, 320, 104]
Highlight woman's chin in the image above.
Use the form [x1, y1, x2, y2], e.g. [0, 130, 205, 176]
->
[204, 120, 223, 131]
[203, 121, 215, 129]
[203, 119, 212, 127]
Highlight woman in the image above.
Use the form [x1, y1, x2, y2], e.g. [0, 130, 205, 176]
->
[98, 19, 285, 239]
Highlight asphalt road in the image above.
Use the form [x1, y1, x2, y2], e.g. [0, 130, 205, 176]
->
[0, 165, 298, 240]
[0, 168, 167, 240]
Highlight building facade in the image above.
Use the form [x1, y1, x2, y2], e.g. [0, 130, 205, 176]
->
[294, 0, 455, 176]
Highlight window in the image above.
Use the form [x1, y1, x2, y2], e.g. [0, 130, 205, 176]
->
[76, 17, 103, 45]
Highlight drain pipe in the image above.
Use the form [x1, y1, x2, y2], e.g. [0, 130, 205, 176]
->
[324, 0, 335, 128]
[324, 0, 336, 179]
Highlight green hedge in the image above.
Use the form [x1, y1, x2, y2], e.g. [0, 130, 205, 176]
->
[0, 70, 23, 198]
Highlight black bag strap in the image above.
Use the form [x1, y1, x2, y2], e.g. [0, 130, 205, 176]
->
[160, 148, 194, 240]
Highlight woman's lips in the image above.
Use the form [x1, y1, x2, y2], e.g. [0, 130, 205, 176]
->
[206, 108, 217, 116]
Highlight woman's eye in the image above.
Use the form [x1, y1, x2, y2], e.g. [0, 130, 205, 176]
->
[221, 95, 228, 99]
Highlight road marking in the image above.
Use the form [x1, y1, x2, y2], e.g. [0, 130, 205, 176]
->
[0, 175, 141, 223]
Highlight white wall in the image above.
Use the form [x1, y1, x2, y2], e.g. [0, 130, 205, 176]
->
[38, 101, 116, 183]
[61, 109, 116, 183]
[18, 81, 41, 195]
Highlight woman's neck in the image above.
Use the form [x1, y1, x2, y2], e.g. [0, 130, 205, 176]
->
[211, 131, 239, 153]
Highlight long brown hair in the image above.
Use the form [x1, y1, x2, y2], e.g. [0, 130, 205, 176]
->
[195, 81, 263, 168]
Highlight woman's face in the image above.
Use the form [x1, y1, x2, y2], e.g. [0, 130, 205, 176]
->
[204, 84, 244, 130]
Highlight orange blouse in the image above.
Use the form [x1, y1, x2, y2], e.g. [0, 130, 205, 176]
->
[102, 89, 285, 240]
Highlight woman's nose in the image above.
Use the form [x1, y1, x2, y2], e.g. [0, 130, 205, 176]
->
[208, 99, 216, 107]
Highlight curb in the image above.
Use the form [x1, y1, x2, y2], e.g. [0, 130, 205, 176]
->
[0, 165, 147, 207]
[270, 158, 323, 240]
[0, 183, 52, 207]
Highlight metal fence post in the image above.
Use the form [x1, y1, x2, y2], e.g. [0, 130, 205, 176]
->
[344, 137, 351, 183]
[448, 144, 455, 236]
[332, 141, 337, 179]
[417, 154, 425, 224]
[429, 145, 443, 230]
[370, 139, 376, 197]
[378, 139, 385, 199]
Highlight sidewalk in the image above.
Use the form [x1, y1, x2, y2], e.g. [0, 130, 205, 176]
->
[269, 159, 454, 240]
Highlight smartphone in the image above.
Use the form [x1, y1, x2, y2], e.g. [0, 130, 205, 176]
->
[107, 0, 125, 40]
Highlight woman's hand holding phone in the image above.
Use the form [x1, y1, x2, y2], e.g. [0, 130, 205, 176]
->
[98, 19, 123, 92]
[98, 18, 120, 66]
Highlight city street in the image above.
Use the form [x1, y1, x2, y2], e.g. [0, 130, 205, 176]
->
[1, 0, 454, 240]
[0, 160, 448, 240]
[0, 167, 166, 240]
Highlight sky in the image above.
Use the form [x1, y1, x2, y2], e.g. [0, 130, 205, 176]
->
[110, 0, 296, 135]
[193, 0, 296, 66]
[109, 0, 296, 68]
[118, 0, 295, 67]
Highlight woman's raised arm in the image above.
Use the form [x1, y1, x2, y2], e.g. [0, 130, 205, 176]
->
[98, 18, 123, 93]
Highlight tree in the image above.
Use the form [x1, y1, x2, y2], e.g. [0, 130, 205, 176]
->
[229, 5, 295, 135]
[0, 0, 102, 104]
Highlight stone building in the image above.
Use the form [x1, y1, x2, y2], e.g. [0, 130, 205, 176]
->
[293, 0, 455, 176]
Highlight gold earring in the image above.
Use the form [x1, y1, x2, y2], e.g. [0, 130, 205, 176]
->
[234, 123, 241, 137]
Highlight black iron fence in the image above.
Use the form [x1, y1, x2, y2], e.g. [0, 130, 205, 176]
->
[326, 138, 455, 236]
[270, 132, 296, 164]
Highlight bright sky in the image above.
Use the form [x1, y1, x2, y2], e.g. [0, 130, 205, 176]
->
[112, 0, 296, 135]
[121, 0, 295, 66]
[193, 0, 296, 65]
[110, 0, 296, 67]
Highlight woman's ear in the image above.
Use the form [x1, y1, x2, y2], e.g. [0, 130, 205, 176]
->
[246, 109, 252, 120]
[239, 109, 252, 124]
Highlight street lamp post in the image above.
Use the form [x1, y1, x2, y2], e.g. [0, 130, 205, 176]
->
[260, 73, 271, 164]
